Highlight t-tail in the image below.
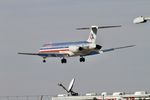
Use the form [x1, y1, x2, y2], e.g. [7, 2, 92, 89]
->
[76, 25, 122, 43]
[87, 26, 98, 43]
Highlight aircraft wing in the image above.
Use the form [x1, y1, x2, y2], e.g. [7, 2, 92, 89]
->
[18, 52, 68, 57]
[18, 52, 39, 55]
[85, 45, 135, 56]
[100, 45, 136, 53]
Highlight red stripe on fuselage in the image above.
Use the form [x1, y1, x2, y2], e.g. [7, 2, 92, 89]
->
[39, 49, 69, 53]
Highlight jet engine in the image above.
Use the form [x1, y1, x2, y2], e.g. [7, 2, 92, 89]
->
[96, 44, 102, 50]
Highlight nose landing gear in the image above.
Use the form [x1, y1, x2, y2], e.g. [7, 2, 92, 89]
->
[42, 57, 46, 63]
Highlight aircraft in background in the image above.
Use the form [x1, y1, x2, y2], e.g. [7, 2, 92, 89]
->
[133, 16, 150, 24]
[18, 25, 135, 64]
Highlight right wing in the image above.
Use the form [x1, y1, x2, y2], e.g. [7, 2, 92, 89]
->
[85, 45, 135, 56]
[100, 45, 136, 53]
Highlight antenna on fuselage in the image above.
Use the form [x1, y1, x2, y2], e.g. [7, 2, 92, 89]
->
[58, 78, 78, 96]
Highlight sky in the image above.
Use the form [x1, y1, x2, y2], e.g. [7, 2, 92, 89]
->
[0, 0, 150, 97]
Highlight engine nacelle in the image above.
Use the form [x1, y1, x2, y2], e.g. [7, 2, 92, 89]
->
[96, 44, 102, 50]
[69, 46, 80, 52]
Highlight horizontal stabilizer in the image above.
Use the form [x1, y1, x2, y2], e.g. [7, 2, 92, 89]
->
[98, 25, 121, 29]
[76, 25, 121, 30]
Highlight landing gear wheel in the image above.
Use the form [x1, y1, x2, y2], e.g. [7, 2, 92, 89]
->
[61, 58, 67, 64]
[42, 57, 46, 63]
[43, 59, 46, 63]
[80, 57, 85, 62]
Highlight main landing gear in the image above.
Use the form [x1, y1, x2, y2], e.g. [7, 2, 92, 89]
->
[61, 58, 67, 64]
[80, 57, 85, 62]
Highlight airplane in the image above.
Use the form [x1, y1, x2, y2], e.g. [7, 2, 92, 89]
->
[133, 16, 150, 24]
[18, 25, 135, 64]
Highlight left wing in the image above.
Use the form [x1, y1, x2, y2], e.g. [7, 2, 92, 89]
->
[18, 52, 68, 57]
[18, 52, 39, 55]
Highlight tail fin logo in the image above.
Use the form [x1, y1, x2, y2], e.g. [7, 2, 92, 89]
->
[87, 26, 98, 43]
[90, 33, 94, 40]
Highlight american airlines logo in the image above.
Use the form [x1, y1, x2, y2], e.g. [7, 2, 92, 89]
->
[90, 34, 94, 40]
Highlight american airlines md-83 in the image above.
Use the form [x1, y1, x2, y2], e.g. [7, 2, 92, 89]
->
[18, 25, 135, 64]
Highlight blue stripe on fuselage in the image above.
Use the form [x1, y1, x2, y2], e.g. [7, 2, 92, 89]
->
[40, 41, 89, 50]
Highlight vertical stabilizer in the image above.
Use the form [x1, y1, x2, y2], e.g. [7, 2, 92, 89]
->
[76, 25, 121, 43]
[87, 26, 98, 43]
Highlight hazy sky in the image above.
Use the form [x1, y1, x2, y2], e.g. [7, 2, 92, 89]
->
[0, 0, 150, 97]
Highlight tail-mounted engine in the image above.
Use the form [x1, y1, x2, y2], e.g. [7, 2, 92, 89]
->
[96, 44, 102, 50]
